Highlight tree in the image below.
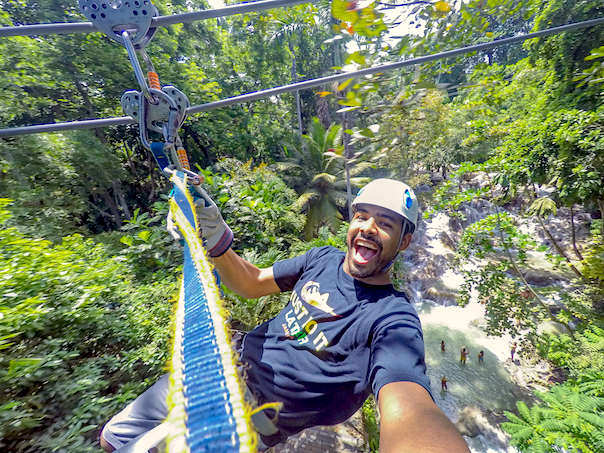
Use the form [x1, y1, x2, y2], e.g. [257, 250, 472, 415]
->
[279, 118, 370, 240]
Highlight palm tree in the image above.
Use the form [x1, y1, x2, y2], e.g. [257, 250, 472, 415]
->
[278, 117, 371, 240]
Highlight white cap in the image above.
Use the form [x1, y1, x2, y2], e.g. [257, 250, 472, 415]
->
[352, 179, 418, 230]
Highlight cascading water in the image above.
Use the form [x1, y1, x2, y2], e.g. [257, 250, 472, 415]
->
[400, 202, 532, 453]
[419, 301, 521, 453]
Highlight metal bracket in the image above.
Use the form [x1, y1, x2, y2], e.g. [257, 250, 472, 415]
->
[121, 86, 188, 132]
[121, 85, 189, 148]
[78, 0, 158, 47]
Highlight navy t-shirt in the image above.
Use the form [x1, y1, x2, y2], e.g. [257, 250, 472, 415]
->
[240, 246, 430, 443]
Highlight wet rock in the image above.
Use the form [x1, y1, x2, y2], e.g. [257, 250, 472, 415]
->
[449, 216, 463, 233]
[455, 407, 483, 437]
[439, 231, 456, 251]
[424, 286, 458, 305]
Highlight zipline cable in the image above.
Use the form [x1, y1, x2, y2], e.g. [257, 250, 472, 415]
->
[2, 15, 604, 138]
[0, 0, 316, 38]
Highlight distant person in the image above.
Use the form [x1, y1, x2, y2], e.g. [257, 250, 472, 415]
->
[460, 346, 469, 363]
[478, 351, 484, 364]
[510, 342, 518, 361]
[441, 376, 448, 391]
[441, 340, 445, 352]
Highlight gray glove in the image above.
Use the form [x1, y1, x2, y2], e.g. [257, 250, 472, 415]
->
[167, 186, 233, 257]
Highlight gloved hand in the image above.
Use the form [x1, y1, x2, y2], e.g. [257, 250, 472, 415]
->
[167, 185, 234, 257]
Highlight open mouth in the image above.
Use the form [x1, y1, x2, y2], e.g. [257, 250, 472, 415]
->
[353, 238, 380, 265]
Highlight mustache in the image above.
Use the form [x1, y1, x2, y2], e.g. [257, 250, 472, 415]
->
[354, 233, 383, 250]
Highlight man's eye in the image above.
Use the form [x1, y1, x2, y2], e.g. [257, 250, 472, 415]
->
[380, 222, 391, 228]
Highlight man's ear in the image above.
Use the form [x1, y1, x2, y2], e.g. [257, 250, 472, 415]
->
[399, 233, 412, 251]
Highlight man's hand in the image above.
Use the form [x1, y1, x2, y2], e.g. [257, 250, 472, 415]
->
[378, 381, 470, 453]
[167, 185, 234, 257]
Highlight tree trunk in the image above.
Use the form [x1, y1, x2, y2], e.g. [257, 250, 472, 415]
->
[148, 153, 157, 202]
[69, 65, 108, 145]
[537, 215, 583, 279]
[342, 112, 353, 221]
[113, 180, 131, 221]
[598, 199, 604, 244]
[99, 189, 122, 228]
[496, 209, 575, 339]
[570, 205, 583, 260]
[289, 41, 303, 136]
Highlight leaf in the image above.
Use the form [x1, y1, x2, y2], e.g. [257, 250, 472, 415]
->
[137, 230, 152, 242]
[120, 236, 134, 246]
[434, 1, 451, 12]
[317, 91, 332, 97]
[346, 51, 366, 66]
[338, 78, 355, 91]
[528, 197, 558, 217]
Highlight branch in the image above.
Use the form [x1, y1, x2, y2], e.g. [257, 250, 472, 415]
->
[569, 205, 583, 261]
[536, 214, 583, 280]
[494, 207, 575, 340]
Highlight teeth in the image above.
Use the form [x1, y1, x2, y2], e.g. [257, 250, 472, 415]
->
[356, 239, 377, 250]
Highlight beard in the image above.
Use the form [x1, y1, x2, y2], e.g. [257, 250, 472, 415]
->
[346, 233, 399, 280]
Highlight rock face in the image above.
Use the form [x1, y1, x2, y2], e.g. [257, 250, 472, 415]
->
[271, 414, 365, 453]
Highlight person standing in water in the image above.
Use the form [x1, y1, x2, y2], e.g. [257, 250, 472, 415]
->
[460, 346, 469, 363]
[478, 351, 484, 364]
[441, 340, 445, 352]
[441, 376, 448, 391]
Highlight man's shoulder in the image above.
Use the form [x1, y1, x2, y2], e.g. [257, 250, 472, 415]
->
[308, 245, 345, 257]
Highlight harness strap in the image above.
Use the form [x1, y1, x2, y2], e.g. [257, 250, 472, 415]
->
[150, 142, 171, 173]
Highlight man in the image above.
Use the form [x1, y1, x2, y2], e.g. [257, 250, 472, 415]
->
[100, 179, 470, 453]
[460, 346, 469, 363]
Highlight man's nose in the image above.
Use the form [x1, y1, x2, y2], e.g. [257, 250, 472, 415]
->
[360, 217, 377, 234]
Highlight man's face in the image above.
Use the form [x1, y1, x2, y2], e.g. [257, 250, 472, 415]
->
[344, 204, 409, 284]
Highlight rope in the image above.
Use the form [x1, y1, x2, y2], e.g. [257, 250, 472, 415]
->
[165, 172, 256, 453]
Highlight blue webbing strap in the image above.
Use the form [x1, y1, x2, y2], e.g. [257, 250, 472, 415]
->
[166, 173, 255, 453]
[150, 142, 172, 173]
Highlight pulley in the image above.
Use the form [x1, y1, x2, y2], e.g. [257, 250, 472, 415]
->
[78, 0, 159, 48]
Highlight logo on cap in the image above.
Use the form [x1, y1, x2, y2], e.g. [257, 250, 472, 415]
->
[404, 189, 413, 209]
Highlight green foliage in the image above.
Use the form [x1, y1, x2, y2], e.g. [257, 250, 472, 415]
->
[538, 325, 604, 381]
[118, 201, 183, 279]
[503, 384, 604, 453]
[278, 118, 370, 239]
[198, 158, 306, 253]
[361, 396, 380, 453]
[222, 247, 291, 330]
[0, 199, 175, 451]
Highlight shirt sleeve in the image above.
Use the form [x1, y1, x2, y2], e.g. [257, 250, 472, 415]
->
[369, 311, 433, 400]
[272, 249, 311, 292]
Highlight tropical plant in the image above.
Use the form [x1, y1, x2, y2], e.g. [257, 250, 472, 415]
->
[0, 199, 175, 452]
[503, 385, 604, 453]
[279, 117, 371, 239]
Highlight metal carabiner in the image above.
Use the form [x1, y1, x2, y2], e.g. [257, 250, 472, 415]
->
[122, 30, 157, 105]
[147, 88, 180, 144]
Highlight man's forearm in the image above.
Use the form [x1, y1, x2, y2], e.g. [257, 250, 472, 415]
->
[211, 249, 280, 299]
[379, 402, 470, 453]
[378, 382, 470, 453]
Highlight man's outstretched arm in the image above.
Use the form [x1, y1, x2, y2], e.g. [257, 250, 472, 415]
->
[378, 381, 470, 453]
[211, 248, 281, 299]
